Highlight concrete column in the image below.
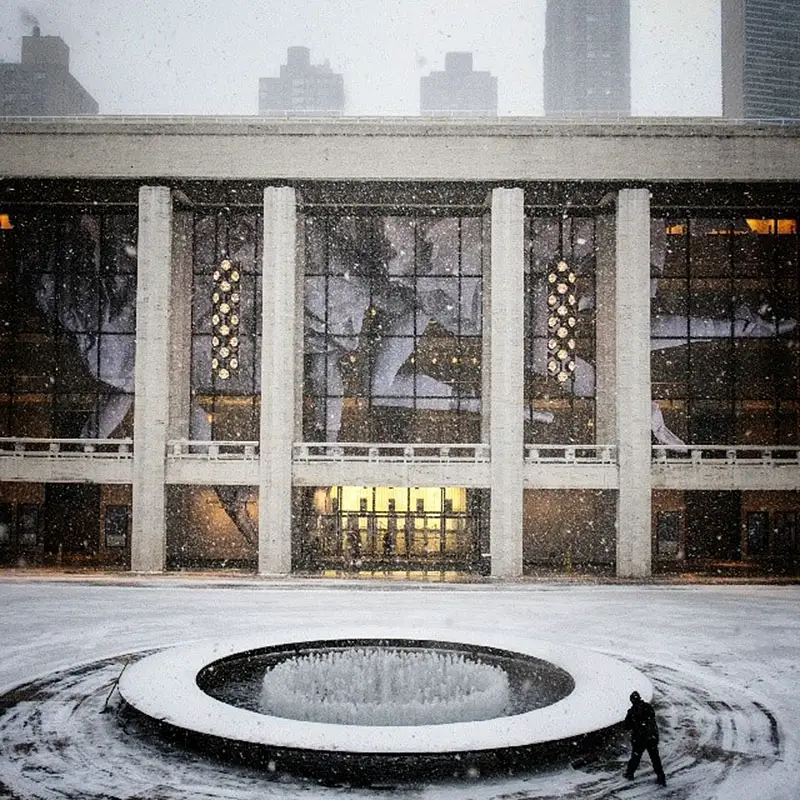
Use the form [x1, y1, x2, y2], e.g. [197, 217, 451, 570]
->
[489, 188, 525, 578]
[616, 189, 652, 578]
[167, 211, 194, 439]
[594, 214, 617, 444]
[131, 186, 172, 572]
[258, 187, 298, 574]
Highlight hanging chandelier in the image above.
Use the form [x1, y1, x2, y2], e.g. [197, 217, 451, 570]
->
[211, 259, 241, 381]
[546, 260, 577, 384]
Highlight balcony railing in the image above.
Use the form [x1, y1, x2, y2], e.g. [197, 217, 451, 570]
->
[0, 438, 133, 458]
[2, 438, 795, 469]
[293, 442, 491, 463]
[167, 440, 259, 460]
[524, 445, 617, 464]
[652, 445, 800, 466]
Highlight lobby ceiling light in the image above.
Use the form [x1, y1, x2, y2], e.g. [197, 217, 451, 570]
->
[211, 259, 241, 381]
[546, 260, 577, 384]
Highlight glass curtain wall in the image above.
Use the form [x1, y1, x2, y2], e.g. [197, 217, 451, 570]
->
[0, 208, 137, 568]
[0, 208, 138, 439]
[302, 213, 483, 444]
[651, 213, 799, 575]
[298, 210, 485, 574]
[651, 214, 799, 444]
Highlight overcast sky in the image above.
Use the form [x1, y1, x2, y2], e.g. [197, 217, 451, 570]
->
[1, 0, 722, 117]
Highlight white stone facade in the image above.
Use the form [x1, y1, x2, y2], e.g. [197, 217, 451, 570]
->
[0, 118, 798, 578]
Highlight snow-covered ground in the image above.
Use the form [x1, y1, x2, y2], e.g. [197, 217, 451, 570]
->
[1, 574, 799, 799]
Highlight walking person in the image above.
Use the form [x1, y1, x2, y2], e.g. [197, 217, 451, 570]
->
[624, 690, 667, 786]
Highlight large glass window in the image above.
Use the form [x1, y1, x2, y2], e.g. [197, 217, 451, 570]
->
[0, 208, 137, 438]
[652, 215, 799, 445]
[524, 215, 597, 444]
[189, 211, 262, 440]
[303, 214, 483, 444]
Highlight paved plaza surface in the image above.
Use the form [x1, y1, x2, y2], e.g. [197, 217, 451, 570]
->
[0, 573, 798, 799]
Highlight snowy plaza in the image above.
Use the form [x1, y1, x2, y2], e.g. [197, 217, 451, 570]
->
[1, 574, 799, 799]
[2, 6, 800, 798]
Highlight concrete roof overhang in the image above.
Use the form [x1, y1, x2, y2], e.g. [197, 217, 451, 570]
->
[1, 116, 799, 186]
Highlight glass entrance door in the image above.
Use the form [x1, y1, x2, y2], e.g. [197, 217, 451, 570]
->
[308, 486, 479, 571]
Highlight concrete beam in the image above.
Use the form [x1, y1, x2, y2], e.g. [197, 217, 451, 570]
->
[2, 120, 799, 182]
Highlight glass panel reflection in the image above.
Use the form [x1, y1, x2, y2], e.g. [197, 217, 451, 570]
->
[651, 214, 798, 446]
[1, 208, 137, 438]
[303, 215, 483, 444]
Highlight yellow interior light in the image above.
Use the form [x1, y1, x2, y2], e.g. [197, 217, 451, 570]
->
[0, 214, 13, 230]
[745, 218, 797, 235]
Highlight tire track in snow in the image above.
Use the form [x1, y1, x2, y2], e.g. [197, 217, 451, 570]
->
[0, 654, 788, 800]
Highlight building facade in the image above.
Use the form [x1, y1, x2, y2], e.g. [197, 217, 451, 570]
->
[0, 27, 98, 117]
[721, 0, 800, 120]
[543, 0, 630, 118]
[0, 117, 798, 580]
[259, 47, 345, 117]
[420, 52, 498, 117]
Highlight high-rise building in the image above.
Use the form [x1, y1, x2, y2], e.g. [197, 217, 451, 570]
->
[259, 47, 345, 116]
[419, 52, 498, 116]
[543, 0, 630, 118]
[0, 27, 98, 116]
[721, 0, 800, 120]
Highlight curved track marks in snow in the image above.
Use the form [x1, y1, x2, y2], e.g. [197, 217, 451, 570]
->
[0, 653, 788, 800]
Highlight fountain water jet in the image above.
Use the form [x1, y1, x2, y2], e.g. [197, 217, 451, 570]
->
[259, 646, 511, 725]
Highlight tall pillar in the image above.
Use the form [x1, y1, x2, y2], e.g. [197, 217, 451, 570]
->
[131, 186, 172, 572]
[616, 189, 652, 578]
[258, 187, 298, 574]
[488, 188, 525, 578]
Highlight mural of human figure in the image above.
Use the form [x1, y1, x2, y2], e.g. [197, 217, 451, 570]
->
[34, 214, 260, 547]
[306, 214, 797, 446]
[35, 214, 137, 439]
[303, 217, 379, 442]
[305, 273, 370, 441]
[370, 216, 482, 412]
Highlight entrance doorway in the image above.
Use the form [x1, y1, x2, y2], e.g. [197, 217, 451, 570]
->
[303, 486, 484, 572]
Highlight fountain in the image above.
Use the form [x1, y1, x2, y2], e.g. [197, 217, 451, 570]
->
[259, 646, 512, 725]
[118, 626, 651, 784]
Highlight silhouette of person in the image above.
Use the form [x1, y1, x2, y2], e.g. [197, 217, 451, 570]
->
[624, 690, 666, 787]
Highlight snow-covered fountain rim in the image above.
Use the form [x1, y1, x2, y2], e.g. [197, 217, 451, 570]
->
[118, 626, 652, 755]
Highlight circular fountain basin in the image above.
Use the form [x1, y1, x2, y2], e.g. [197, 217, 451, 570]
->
[118, 626, 651, 783]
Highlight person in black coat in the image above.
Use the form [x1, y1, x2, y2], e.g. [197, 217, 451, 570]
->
[624, 691, 666, 786]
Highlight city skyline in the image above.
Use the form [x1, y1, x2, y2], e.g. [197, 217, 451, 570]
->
[1, 0, 721, 116]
